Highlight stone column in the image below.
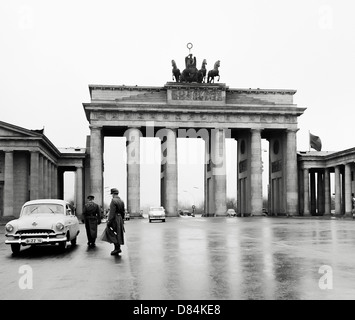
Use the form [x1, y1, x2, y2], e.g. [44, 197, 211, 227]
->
[334, 166, 341, 215]
[43, 158, 48, 198]
[310, 171, 316, 215]
[53, 165, 58, 199]
[75, 166, 84, 218]
[345, 163, 352, 216]
[48, 161, 52, 198]
[126, 127, 141, 217]
[4, 151, 14, 217]
[317, 171, 324, 214]
[303, 168, 310, 216]
[203, 135, 210, 216]
[250, 129, 262, 215]
[30, 151, 40, 200]
[324, 168, 331, 215]
[211, 128, 227, 216]
[286, 129, 298, 215]
[161, 128, 178, 216]
[90, 126, 103, 208]
[39, 154, 44, 198]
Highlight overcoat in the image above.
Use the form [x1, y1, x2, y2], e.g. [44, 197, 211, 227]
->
[101, 196, 125, 245]
[83, 201, 101, 239]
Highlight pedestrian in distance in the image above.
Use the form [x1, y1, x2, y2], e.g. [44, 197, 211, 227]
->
[82, 195, 101, 247]
[101, 188, 125, 255]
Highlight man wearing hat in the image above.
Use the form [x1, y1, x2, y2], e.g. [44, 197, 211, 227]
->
[101, 188, 125, 255]
[83, 195, 101, 247]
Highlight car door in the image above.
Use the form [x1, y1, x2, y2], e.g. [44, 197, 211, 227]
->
[65, 204, 75, 239]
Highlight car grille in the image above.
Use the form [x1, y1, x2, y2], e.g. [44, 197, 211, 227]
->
[16, 229, 56, 238]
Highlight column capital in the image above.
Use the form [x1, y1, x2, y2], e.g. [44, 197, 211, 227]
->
[286, 128, 299, 133]
[89, 125, 103, 130]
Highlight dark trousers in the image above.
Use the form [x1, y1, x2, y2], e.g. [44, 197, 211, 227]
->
[84, 217, 98, 244]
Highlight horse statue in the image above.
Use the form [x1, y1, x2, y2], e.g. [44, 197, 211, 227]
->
[171, 60, 181, 82]
[197, 59, 207, 83]
[207, 60, 220, 83]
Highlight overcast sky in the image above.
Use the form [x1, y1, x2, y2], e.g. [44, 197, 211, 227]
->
[1, 1, 354, 208]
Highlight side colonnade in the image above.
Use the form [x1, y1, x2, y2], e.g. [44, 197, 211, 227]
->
[299, 149, 355, 217]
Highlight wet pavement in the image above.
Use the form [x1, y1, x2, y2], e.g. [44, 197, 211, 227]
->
[1, 216, 355, 300]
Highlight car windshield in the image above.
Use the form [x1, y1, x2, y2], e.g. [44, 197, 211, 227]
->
[21, 204, 64, 216]
[150, 207, 164, 211]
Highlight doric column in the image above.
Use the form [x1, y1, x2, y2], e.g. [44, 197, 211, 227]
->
[334, 166, 341, 215]
[90, 125, 103, 208]
[4, 151, 14, 217]
[317, 171, 324, 214]
[126, 127, 141, 217]
[30, 151, 40, 200]
[161, 128, 178, 216]
[211, 128, 227, 216]
[43, 158, 48, 198]
[203, 136, 209, 216]
[48, 161, 52, 199]
[303, 168, 310, 216]
[39, 154, 44, 198]
[286, 129, 298, 215]
[345, 163, 352, 216]
[310, 171, 316, 215]
[53, 165, 58, 198]
[250, 129, 262, 215]
[324, 168, 331, 215]
[75, 165, 84, 218]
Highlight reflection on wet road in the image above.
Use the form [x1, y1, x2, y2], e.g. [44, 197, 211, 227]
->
[1, 217, 355, 300]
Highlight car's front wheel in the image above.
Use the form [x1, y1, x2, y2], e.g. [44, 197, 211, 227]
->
[11, 244, 21, 254]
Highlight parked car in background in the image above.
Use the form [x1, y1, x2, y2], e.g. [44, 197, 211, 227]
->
[148, 206, 166, 223]
[179, 209, 195, 217]
[226, 208, 237, 217]
[124, 210, 130, 221]
[5, 199, 80, 254]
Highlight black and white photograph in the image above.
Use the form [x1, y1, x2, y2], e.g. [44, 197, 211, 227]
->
[1, 0, 355, 310]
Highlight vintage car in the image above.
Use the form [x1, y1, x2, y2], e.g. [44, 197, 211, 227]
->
[226, 208, 237, 217]
[5, 199, 80, 254]
[148, 206, 166, 223]
[179, 209, 195, 217]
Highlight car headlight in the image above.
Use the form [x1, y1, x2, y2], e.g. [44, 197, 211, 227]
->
[5, 224, 14, 232]
[56, 222, 64, 231]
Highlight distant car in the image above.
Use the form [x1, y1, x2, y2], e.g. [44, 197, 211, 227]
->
[5, 199, 80, 254]
[148, 206, 166, 223]
[262, 208, 268, 216]
[227, 208, 237, 217]
[124, 210, 130, 221]
[179, 210, 195, 217]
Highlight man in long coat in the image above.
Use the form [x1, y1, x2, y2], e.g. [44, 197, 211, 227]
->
[83, 195, 101, 247]
[101, 188, 125, 255]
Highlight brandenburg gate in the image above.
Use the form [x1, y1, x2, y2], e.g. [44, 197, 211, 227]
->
[83, 80, 306, 218]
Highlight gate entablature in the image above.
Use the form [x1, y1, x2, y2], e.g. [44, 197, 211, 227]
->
[84, 83, 305, 132]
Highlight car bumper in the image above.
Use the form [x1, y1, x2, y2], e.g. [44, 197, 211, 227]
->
[149, 216, 165, 220]
[5, 234, 67, 245]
